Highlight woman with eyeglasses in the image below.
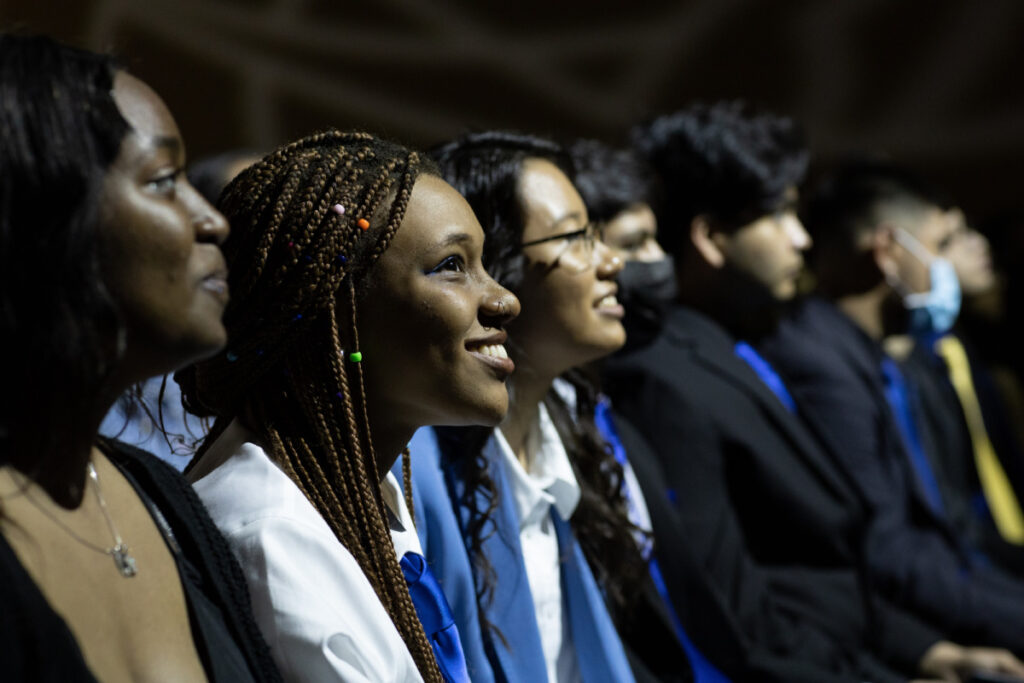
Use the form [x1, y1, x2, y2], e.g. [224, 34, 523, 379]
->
[397, 131, 696, 682]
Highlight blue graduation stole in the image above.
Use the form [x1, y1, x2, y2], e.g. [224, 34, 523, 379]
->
[400, 551, 471, 683]
[879, 357, 946, 517]
[552, 511, 637, 683]
[734, 341, 797, 413]
[594, 400, 731, 683]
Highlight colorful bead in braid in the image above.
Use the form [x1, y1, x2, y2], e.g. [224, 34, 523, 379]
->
[176, 130, 443, 682]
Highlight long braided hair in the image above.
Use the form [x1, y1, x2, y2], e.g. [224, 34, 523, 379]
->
[175, 130, 442, 682]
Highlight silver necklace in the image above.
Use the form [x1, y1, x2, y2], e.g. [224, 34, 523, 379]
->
[26, 463, 138, 578]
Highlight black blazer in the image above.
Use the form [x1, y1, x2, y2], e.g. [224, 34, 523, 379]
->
[902, 335, 1024, 576]
[604, 305, 937, 682]
[760, 296, 1024, 652]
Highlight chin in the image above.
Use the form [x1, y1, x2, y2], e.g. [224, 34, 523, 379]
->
[443, 391, 509, 428]
[179, 326, 229, 367]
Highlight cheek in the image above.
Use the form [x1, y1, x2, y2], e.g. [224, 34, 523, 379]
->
[515, 277, 592, 349]
[366, 286, 475, 372]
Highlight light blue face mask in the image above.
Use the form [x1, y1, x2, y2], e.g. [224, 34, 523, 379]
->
[892, 228, 962, 337]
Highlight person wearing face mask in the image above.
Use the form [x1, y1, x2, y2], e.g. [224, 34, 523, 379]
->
[569, 139, 676, 352]
[606, 104, 1024, 683]
[890, 207, 1024, 577]
[759, 159, 1024, 658]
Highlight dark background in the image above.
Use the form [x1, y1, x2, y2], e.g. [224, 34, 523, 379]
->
[3, 0, 1023, 219]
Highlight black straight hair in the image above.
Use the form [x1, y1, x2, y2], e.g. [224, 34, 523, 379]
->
[0, 33, 129, 471]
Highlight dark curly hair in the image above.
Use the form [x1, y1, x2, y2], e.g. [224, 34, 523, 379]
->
[430, 131, 648, 629]
[0, 33, 128, 476]
[569, 138, 656, 223]
[177, 130, 445, 682]
[632, 100, 809, 259]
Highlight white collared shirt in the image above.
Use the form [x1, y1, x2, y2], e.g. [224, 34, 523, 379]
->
[191, 420, 424, 683]
[492, 402, 582, 683]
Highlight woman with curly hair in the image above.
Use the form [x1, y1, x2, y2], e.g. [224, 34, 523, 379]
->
[403, 131, 699, 682]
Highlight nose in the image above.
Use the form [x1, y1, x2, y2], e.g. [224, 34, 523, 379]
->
[187, 183, 230, 245]
[595, 240, 624, 279]
[785, 214, 812, 251]
[479, 281, 520, 328]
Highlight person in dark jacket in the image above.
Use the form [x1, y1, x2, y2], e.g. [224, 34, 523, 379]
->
[605, 101, 1024, 682]
[759, 159, 1024, 656]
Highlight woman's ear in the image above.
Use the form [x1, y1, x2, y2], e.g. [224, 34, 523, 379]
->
[691, 215, 726, 268]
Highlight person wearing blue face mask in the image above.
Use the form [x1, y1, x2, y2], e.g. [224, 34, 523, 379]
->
[892, 211, 1024, 578]
[759, 159, 1024, 661]
[887, 225, 962, 338]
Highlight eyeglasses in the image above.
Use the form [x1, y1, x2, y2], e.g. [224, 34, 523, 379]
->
[521, 222, 605, 273]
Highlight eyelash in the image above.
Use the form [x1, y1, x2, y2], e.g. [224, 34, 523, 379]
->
[148, 171, 178, 195]
[429, 255, 465, 274]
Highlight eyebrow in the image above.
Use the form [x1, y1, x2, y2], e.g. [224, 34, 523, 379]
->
[438, 232, 474, 248]
[148, 134, 183, 153]
[551, 212, 584, 228]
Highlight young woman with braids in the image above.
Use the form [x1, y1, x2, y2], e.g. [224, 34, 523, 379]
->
[402, 131, 698, 683]
[176, 130, 520, 682]
[0, 34, 280, 682]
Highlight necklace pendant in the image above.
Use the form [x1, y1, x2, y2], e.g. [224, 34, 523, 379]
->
[111, 544, 138, 578]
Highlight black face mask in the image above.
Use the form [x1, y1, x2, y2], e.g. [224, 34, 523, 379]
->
[617, 258, 677, 351]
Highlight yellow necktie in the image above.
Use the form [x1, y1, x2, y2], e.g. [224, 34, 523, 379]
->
[936, 335, 1024, 544]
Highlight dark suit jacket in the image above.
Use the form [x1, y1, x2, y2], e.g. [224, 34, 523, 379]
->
[604, 304, 938, 682]
[760, 296, 1024, 651]
[902, 335, 1024, 576]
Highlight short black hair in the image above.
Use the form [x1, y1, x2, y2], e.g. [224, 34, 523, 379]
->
[569, 138, 655, 223]
[631, 101, 809, 258]
[803, 158, 946, 260]
[0, 33, 129, 467]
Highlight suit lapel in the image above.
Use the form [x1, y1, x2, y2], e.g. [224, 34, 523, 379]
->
[807, 300, 950, 524]
[665, 307, 858, 505]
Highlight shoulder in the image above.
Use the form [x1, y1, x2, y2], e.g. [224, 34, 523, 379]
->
[195, 452, 422, 682]
[191, 440, 312, 536]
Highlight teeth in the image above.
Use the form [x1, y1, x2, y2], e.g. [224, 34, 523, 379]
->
[598, 295, 618, 307]
[472, 343, 508, 359]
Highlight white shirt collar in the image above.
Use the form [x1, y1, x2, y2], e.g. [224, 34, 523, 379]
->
[380, 471, 423, 559]
[492, 402, 582, 529]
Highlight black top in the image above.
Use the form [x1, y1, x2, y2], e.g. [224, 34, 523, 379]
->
[759, 296, 1024, 653]
[604, 304, 941, 682]
[901, 333, 1024, 576]
[0, 439, 282, 683]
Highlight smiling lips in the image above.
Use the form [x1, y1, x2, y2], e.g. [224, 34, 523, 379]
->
[467, 333, 515, 376]
[200, 270, 230, 304]
[595, 291, 624, 319]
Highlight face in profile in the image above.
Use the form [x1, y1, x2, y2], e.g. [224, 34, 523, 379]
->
[98, 72, 230, 380]
[718, 191, 810, 301]
[357, 175, 520, 428]
[941, 209, 995, 296]
[510, 158, 626, 377]
[887, 205, 958, 295]
[602, 203, 665, 263]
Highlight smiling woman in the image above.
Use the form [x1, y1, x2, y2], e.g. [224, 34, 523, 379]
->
[397, 131, 685, 683]
[176, 130, 519, 683]
[0, 33, 279, 683]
